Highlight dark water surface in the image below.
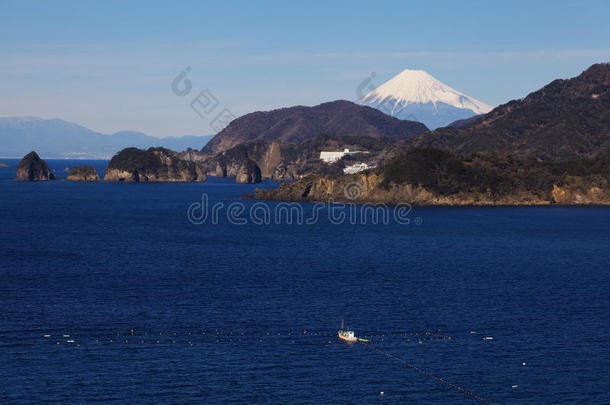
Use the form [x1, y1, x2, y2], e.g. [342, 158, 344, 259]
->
[1, 159, 609, 404]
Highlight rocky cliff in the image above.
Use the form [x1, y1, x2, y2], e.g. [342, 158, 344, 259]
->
[67, 166, 100, 181]
[182, 135, 396, 183]
[15, 151, 55, 181]
[235, 159, 262, 184]
[105, 147, 207, 182]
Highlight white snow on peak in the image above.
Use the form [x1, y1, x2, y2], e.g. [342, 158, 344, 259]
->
[360, 69, 492, 115]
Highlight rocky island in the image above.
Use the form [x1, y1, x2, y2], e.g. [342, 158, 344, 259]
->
[0, 162, 8, 168]
[15, 151, 55, 181]
[67, 166, 100, 181]
[105, 147, 207, 182]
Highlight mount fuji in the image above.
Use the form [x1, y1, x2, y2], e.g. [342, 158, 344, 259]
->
[358, 69, 493, 129]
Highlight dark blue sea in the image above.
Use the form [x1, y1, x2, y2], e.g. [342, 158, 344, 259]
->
[1, 159, 610, 404]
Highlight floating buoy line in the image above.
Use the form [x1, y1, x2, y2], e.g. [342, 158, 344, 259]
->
[362, 343, 493, 404]
[24, 328, 460, 347]
[3, 327, 498, 402]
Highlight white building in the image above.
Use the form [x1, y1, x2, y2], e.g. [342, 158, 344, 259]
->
[343, 162, 376, 174]
[319, 148, 351, 163]
[319, 148, 367, 163]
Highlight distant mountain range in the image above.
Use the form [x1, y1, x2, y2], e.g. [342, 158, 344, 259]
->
[201, 100, 428, 155]
[0, 117, 213, 159]
[358, 69, 493, 129]
[412, 63, 610, 160]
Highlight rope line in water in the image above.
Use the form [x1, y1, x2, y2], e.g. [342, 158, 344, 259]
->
[363, 344, 492, 404]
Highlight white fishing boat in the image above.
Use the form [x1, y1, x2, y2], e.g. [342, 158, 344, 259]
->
[337, 320, 371, 343]
[338, 329, 358, 342]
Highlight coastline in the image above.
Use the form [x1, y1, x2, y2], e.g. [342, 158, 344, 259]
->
[250, 172, 610, 207]
[249, 193, 610, 207]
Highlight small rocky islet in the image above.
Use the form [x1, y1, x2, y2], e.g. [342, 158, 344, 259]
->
[67, 166, 100, 181]
[15, 151, 55, 181]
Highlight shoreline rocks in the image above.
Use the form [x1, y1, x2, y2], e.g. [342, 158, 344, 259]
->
[251, 172, 610, 206]
[15, 151, 55, 181]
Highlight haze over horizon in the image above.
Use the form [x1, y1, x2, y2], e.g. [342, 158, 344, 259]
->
[2, 0, 609, 138]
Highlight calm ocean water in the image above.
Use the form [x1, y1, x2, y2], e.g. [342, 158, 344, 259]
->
[1, 159, 610, 404]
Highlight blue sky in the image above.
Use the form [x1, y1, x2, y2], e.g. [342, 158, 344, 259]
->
[1, 0, 609, 137]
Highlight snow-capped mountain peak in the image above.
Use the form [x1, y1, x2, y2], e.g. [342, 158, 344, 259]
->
[358, 69, 493, 129]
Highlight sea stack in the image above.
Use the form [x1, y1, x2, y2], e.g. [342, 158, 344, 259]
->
[104, 147, 207, 182]
[15, 151, 55, 181]
[67, 166, 100, 181]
